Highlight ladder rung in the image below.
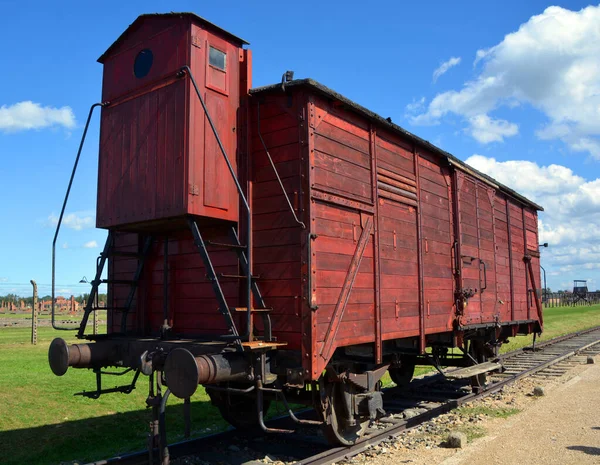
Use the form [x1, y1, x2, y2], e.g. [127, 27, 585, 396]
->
[206, 241, 247, 249]
[230, 307, 272, 313]
[108, 251, 144, 259]
[92, 307, 129, 312]
[219, 274, 260, 280]
[101, 279, 136, 285]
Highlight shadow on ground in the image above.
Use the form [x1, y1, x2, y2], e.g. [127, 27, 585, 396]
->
[567, 445, 600, 456]
[0, 400, 224, 465]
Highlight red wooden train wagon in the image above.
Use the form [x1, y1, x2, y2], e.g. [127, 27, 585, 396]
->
[49, 12, 543, 451]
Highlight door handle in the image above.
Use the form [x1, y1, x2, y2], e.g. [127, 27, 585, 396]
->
[480, 259, 487, 293]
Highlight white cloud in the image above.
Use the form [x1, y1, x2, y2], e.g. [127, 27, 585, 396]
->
[48, 211, 95, 231]
[62, 242, 69, 249]
[0, 101, 75, 132]
[433, 56, 461, 82]
[468, 115, 518, 143]
[405, 97, 426, 114]
[0, 277, 8, 282]
[83, 240, 98, 249]
[466, 154, 600, 289]
[411, 5, 600, 153]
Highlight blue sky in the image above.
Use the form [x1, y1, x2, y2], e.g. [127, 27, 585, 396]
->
[0, 0, 598, 296]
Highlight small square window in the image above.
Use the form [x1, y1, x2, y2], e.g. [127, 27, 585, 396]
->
[209, 46, 226, 71]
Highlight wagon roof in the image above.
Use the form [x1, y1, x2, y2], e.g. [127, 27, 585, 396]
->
[98, 12, 249, 63]
[250, 79, 543, 212]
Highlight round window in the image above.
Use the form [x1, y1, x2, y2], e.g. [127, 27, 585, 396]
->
[134, 49, 153, 78]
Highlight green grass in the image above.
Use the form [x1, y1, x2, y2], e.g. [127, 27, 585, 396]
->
[456, 405, 521, 419]
[501, 304, 600, 352]
[454, 424, 487, 442]
[0, 326, 228, 465]
[1, 304, 598, 464]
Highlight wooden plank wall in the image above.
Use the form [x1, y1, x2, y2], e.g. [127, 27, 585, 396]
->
[310, 102, 376, 351]
[476, 182, 498, 323]
[456, 174, 482, 325]
[508, 201, 528, 321]
[417, 150, 455, 334]
[493, 194, 514, 323]
[109, 229, 242, 335]
[108, 232, 139, 333]
[525, 209, 542, 317]
[250, 95, 304, 348]
[375, 131, 419, 340]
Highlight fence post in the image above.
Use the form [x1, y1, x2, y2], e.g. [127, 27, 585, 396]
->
[30, 280, 38, 345]
[93, 306, 98, 335]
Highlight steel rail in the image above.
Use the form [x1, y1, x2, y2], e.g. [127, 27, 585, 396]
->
[82, 326, 600, 465]
[298, 326, 600, 465]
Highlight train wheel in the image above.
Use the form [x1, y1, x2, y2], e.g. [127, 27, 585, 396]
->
[208, 389, 271, 430]
[468, 340, 487, 392]
[389, 357, 416, 387]
[322, 383, 369, 446]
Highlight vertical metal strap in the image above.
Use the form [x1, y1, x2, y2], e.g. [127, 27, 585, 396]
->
[181, 65, 252, 343]
[413, 147, 426, 353]
[506, 200, 515, 321]
[229, 227, 272, 341]
[162, 237, 170, 337]
[52, 102, 104, 331]
[522, 208, 530, 320]
[369, 124, 382, 363]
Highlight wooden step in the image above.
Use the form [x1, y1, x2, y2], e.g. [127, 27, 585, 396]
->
[219, 273, 260, 280]
[444, 361, 504, 379]
[206, 241, 246, 249]
[230, 307, 272, 313]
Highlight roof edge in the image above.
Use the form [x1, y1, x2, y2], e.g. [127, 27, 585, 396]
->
[98, 12, 248, 63]
[250, 79, 543, 212]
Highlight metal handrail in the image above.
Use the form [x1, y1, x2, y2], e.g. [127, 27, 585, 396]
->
[52, 103, 104, 330]
[178, 66, 253, 339]
[257, 101, 306, 229]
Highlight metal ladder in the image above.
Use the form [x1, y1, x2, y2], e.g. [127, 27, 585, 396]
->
[180, 65, 273, 350]
[77, 232, 153, 338]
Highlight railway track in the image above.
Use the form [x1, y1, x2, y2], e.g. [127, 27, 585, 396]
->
[84, 326, 600, 465]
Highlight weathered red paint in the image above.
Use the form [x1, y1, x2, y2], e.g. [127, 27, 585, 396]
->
[96, 13, 542, 384]
[97, 14, 247, 229]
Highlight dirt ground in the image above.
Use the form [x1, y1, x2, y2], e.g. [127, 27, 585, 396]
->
[344, 354, 600, 465]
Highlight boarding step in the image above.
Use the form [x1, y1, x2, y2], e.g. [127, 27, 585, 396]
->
[445, 360, 504, 379]
[230, 307, 272, 313]
[206, 241, 247, 249]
